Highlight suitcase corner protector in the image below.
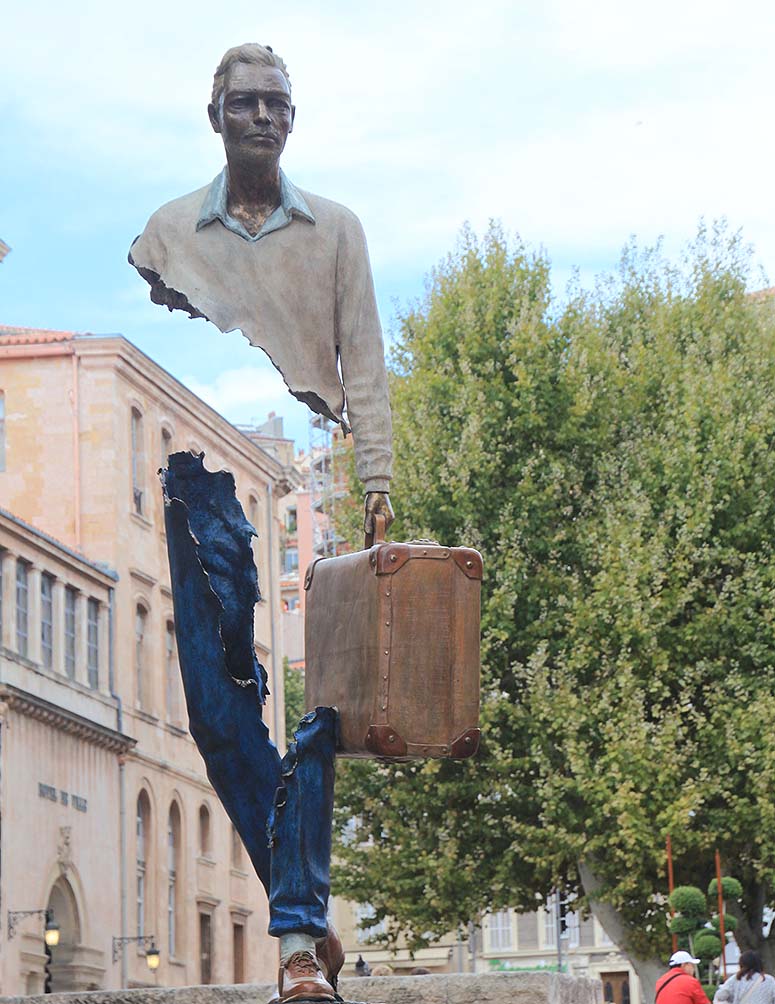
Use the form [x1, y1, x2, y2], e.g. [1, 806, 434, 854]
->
[365, 724, 408, 757]
[450, 727, 481, 758]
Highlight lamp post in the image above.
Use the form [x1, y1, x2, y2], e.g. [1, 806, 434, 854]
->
[112, 935, 160, 972]
[7, 909, 60, 946]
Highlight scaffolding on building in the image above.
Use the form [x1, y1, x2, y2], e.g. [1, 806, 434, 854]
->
[308, 413, 346, 557]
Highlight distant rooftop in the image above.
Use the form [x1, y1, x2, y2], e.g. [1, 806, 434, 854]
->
[0, 324, 81, 344]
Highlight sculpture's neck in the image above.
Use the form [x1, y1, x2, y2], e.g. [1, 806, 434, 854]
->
[225, 160, 282, 236]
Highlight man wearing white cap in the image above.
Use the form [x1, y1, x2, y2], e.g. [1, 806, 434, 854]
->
[655, 951, 708, 1004]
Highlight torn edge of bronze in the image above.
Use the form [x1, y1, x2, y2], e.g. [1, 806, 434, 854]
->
[129, 249, 350, 433]
[160, 452, 269, 702]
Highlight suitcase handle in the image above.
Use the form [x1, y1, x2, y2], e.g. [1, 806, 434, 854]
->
[364, 513, 387, 550]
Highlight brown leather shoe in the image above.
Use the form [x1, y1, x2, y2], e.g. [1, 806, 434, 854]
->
[315, 924, 345, 991]
[277, 951, 336, 1002]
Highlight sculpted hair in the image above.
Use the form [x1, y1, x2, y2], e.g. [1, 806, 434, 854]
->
[211, 43, 291, 110]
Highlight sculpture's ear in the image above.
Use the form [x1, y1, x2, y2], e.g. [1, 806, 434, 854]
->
[208, 103, 222, 135]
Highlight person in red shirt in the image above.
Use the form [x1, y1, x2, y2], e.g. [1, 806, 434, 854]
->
[655, 951, 708, 1004]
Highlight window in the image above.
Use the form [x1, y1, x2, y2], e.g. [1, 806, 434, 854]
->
[231, 824, 243, 869]
[488, 909, 512, 951]
[87, 598, 99, 688]
[161, 427, 173, 467]
[283, 547, 299, 574]
[165, 620, 179, 724]
[41, 573, 54, 668]
[566, 909, 580, 948]
[199, 912, 212, 984]
[168, 804, 181, 957]
[354, 903, 387, 944]
[199, 804, 211, 857]
[64, 587, 77, 678]
[0, 391, 5, 471]
[135, 605, 147, 708]
[131, 408, 145, 515]
[517, 911, 539, 949]
[15, 560, 29, 657]
[285, 506, 297, 534]
[544, 894, 557, 948]
[233, 922, 245, 983]
[136, 792, 151, 937]
[248, 495, 259, 530]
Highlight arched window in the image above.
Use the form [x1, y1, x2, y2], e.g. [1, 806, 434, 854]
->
[165, 620, 180, 724]
[135, 604, 148, 709]
[248, 495, 259, 532]
[131, 408, 145, 515]
[231, 823, 243, 869]
[136, 791, 151, 937]
[199, 804, 211, 857]
[167, 803, 181, 957]
[161, 427, 173, 468]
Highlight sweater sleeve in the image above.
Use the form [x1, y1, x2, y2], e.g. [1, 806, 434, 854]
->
[334, 210, 393, 493]
[714, 977, 735, 1004]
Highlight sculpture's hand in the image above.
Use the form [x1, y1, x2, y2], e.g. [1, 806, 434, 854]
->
[364, 492, 395, 536]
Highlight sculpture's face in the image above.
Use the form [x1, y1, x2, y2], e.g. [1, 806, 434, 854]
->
[209, 63, 294, 168]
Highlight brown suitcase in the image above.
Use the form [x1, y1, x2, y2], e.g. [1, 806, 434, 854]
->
[303, 517, 481, 759]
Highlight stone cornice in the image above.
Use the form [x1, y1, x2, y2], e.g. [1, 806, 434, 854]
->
[0, 685, 136, 754]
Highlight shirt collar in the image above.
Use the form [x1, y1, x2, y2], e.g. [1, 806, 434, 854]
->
[196, 168, 315, 241]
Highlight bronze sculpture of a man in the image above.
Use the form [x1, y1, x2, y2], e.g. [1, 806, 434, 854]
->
[130, 43, 394, 1001]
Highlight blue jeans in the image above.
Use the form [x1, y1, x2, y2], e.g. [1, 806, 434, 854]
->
[162, 451, 336, 939]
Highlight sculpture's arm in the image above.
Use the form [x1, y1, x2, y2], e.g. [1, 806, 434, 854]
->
[335, 213, 395, 533]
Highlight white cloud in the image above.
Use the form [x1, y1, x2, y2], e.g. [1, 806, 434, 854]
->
[180, 362, 312, 445]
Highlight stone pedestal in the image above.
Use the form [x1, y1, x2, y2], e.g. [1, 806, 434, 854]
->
[0, 970, 603, 1004]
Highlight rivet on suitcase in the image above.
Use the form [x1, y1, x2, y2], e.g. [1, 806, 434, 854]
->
[304, 516, 481, 760]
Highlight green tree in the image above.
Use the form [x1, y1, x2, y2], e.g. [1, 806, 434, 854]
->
[332, 223, 775, 998]
[283, 657, 306, 739]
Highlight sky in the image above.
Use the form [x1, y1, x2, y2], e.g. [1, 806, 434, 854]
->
[3, 0, 775, 449]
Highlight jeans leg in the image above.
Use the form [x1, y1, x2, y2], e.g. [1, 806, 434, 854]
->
[267, 706, 338, 939]
[163, 451, 281, 894]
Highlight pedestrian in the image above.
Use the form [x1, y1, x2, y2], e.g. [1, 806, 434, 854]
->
[655, 951, 708, 1004]
[714, 951, 775, 1004]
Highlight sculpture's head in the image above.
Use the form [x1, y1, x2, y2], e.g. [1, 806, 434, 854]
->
[208, 44, 294, 171]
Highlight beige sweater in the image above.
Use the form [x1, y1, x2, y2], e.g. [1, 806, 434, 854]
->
[129, 185, 392, 492]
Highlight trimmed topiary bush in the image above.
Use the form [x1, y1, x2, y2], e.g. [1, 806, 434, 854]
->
[711, 913, 738, 932]
[670, 915, 701, 935]
[670, 886, 708, 917]
[708, 878, 743, 901]
[694, 932, 722, 960]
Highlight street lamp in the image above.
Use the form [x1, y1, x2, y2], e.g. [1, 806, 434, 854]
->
[145, 943, 160, 971]
[44, 914, 60, 948]
[112, 935, 161, 972]
[8, 909, 60, 946]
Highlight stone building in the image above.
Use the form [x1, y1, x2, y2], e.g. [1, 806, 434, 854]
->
[0, 326, 289, 993]
[478, 905, 640, 1004]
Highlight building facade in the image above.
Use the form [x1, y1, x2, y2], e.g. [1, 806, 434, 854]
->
[0, 326, 289, 993]
[480, 905, 641, 1004]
